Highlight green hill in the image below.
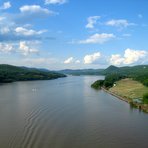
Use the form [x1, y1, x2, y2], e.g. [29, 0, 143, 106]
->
[0, 64, 66, 83]
[91, 65, 148, 89]
[103, 65, 148, 87]
[103, 65, 121, 74]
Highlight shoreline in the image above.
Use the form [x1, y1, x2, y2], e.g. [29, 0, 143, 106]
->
[101, 87, 148, 113]
[101, 87, 130, 103]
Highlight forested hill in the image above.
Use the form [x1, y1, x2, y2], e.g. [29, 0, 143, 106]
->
[58, 65, 148, 87]
[0, 64, 66, 83]
[102, 65, 148, 86]
[58, 65, 148, 76]
[91, 65, 148, 88]
[102, 65, 148, 75]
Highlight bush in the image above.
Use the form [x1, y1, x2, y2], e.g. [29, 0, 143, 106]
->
[143, 93, 148, 104]
[91, 80, 104, 89]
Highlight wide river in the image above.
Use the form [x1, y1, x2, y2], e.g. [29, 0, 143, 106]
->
[0, 76, 148, 148]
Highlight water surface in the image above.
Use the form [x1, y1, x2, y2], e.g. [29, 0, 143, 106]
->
[0, 76, 148, 148]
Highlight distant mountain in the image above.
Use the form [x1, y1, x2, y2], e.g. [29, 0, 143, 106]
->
[57, 65, 148, 77]
[58, 69, 104, 75]
[0, 64, 66, 83]
[102, 65, 148, 75]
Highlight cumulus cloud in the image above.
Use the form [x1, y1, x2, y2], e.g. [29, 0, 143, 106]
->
[20, 5, 50, 14]
[86, 16, 100, 29]
[110, 48, 147, 66]
[0, 4, 56, 41]
[0, 43, 14, 53]
[19, 41, 39, 56]
[79, 33, 115, 44]
[0, 41, 40, 56]
[0, 17, 48, 41]
[64, 57, 74, 64]
[124, 48, 147, 64]
[45, 0, 67, 5]
[110, 54, 124, 66]
[84, 52, 101, 64]
[0, 1, 11, 10]
[106, 19, 135, 28]
[17, 5, 57, 23]
[15, 27, 47, 36]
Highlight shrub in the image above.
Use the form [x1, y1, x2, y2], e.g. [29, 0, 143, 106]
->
[143, 93, 148, 104]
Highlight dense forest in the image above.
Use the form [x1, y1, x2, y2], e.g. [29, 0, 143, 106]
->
[0, 64, 66, 83]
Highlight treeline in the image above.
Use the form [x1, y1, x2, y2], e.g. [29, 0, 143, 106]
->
[91, 73, 148, 89]
[0, 64, 66, 83]
[102, 65, 148, 87]
[91, 73, 126, 89]
[132, 74, 148, 87]
[58, 65, 148, 87]
[91, 72, 148, 89]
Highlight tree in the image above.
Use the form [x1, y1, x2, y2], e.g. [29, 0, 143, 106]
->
[143, 93, 148, 104]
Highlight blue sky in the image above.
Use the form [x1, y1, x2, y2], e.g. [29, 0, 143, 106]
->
[0, 0, 148, 70]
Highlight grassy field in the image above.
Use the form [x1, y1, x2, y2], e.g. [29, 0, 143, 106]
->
[109, 78, 148, 100]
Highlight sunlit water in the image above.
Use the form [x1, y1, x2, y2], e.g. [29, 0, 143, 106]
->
[0, 76, 148, 148]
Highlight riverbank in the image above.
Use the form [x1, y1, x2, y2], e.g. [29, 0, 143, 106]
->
[101, 87, 148, 113]
[101, 87, 130, 103]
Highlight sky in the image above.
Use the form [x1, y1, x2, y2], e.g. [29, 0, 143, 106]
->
[0, 0, 148, 70]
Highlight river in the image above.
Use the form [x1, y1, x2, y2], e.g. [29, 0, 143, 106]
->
[0, 76, 148, 148]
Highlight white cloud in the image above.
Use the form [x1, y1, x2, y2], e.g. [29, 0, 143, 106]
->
[86, 16, 100, 29]
[45, 0, 67, 5]
[0, 41, 41, 56]
[110, 48, 147, 66]
[75, 60, 80, 64]
[15, 27, 47, 36]
[84, 52, 101, 64]
[110, 54, 124, 66]
[0, 17, 48, 41]
[79, 33, 115, 44]
[0, 1, 11, 10]
[0, 27, 10, 34]
[64, 57, 74, 64]
[20, 5, 54, 15]
[106, 19, 135, 28]
[0, 43, 14, 53]
[124, 48, 146, 64]
[19, 41, 39, 56]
